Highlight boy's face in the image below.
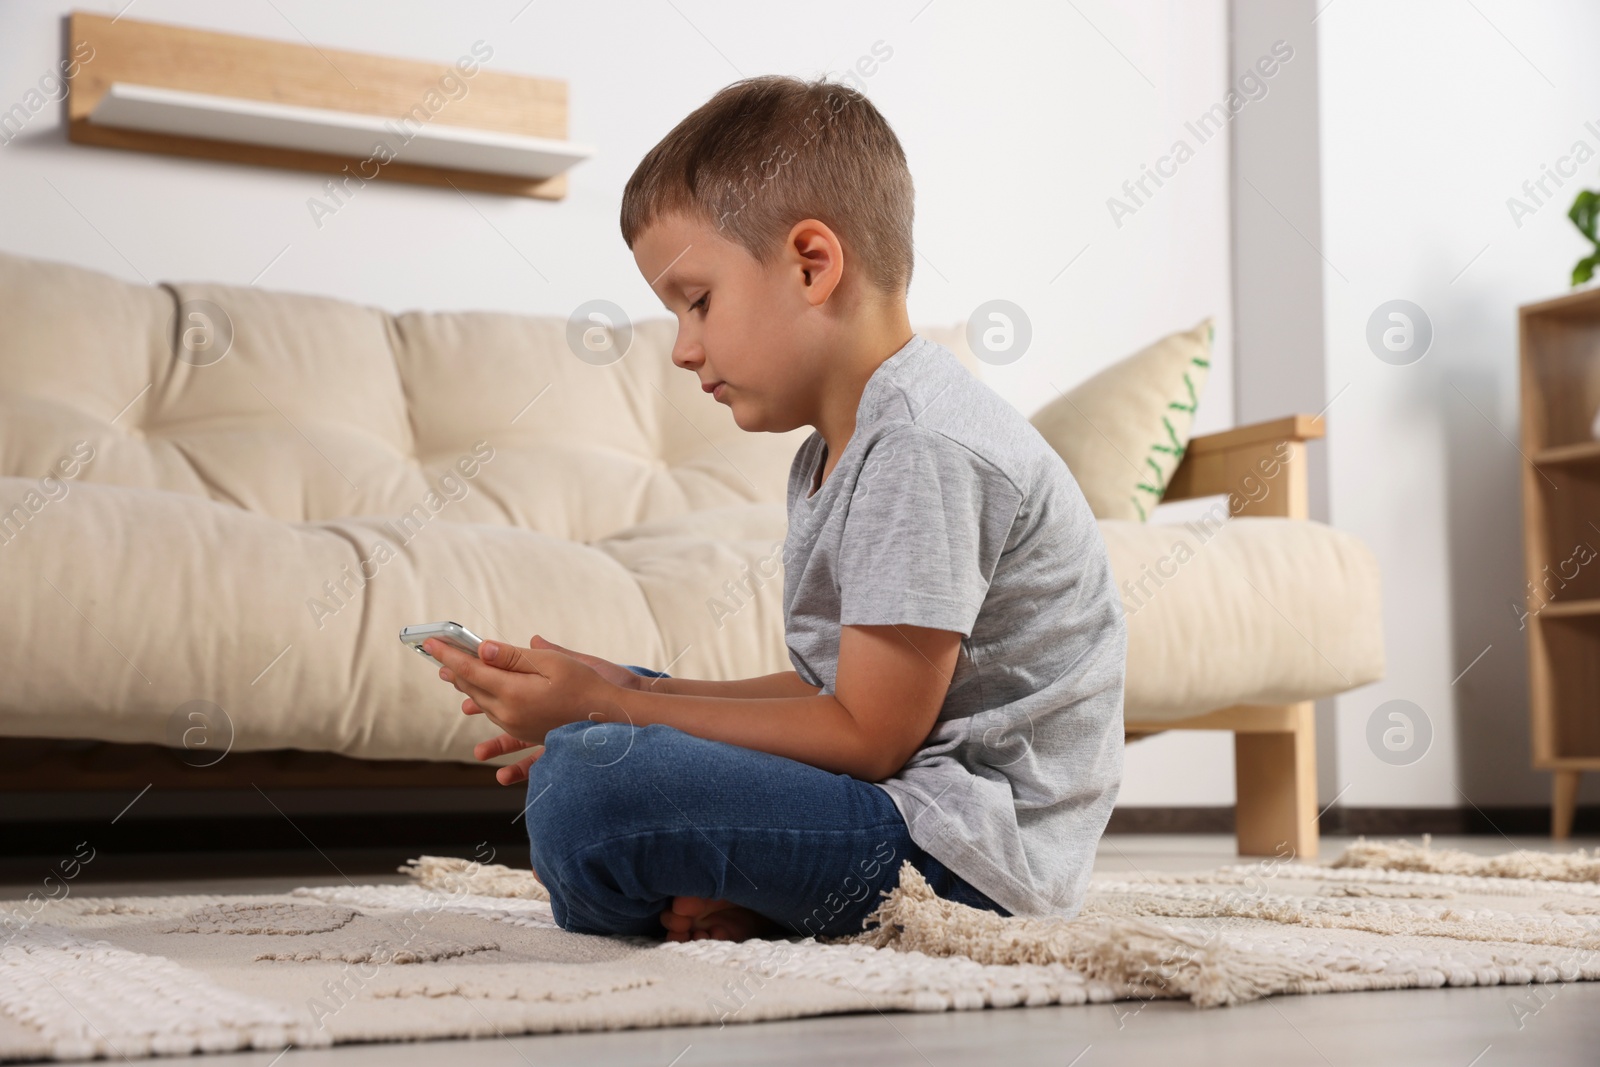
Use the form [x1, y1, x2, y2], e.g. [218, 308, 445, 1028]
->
[632, 212, 824, 434]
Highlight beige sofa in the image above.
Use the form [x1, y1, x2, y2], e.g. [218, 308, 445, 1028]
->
[0, 250, 1382, 855]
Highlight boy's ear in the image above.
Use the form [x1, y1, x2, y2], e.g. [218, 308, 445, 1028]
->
[786, 219, 844, 307]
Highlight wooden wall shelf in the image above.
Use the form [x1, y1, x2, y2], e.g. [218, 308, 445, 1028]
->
[66, 10, 583, 199]
[1518, 284, 1600, 837]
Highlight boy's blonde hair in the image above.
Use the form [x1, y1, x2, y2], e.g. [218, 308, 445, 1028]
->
[620, 75, 915, 296]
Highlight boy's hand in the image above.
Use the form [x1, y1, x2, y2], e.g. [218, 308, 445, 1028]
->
[471, 731, 545, 787]
[526, 635, 650, 692]
[425, 637, 625, 784]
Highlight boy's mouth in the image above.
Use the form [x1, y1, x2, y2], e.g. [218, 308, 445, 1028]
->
[702, 379, 727, 399]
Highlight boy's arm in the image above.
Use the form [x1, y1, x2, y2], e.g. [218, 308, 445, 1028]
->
[608, 623, 960, 780]
[644, 672, 823, 700]
[440, 625, 961, 782]
[521, 635, 821, 699]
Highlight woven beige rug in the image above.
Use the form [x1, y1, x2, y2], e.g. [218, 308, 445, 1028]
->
[5, 838, 1600, 1062]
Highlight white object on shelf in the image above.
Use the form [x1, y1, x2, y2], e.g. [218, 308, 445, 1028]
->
[87, 82, 594, 180]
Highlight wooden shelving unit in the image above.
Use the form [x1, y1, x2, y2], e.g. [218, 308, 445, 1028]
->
[1518, 286, 1600, 837]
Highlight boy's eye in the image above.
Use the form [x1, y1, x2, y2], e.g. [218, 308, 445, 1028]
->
[689, 294, 709, 314]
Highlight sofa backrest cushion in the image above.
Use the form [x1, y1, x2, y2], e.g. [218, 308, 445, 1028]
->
[0, 251, 977, 543]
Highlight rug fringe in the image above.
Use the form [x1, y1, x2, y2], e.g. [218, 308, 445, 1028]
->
[399, 856, 551, 902]
[1331, 835, 1600, 883]
[834, 861, 1324, 1008]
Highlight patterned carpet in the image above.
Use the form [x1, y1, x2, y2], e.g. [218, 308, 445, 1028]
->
[4, 839, 1599, 1062]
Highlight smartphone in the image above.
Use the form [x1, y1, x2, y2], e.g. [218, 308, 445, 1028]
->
[399, 621, 485, 668]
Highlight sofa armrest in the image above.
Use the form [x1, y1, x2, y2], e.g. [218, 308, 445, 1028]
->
[1162, 414, 1324, 519]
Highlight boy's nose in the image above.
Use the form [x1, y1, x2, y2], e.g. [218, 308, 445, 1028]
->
[671, 337, 703, 371]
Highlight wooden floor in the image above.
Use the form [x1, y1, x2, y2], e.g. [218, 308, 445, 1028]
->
[5, 835, 1598, 1066]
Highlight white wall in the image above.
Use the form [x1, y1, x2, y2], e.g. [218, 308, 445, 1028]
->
[0, 1, 1236, 805]
[1317, 0, 1600, 807]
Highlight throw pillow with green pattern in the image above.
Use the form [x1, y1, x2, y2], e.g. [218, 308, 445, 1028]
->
[1028, 318, 1213, 521]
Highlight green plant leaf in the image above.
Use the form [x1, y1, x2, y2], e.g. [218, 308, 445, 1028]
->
[1574, 251, 1600, 287]
[1568, 190, 1598, 286]
[1571, 189, 1599, 244]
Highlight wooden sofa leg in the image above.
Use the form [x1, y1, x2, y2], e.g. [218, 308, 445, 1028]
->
[1233, 702, 1319, 860]
[1553, 770, 1582, 840]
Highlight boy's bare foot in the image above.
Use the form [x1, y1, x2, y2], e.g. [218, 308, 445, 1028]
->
[660, 896, 779, 942]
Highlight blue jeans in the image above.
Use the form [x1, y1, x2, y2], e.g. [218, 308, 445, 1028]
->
[522, 666, 1010, 939]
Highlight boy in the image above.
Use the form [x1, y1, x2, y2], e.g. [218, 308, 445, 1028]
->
[425, 75, 1126, 943]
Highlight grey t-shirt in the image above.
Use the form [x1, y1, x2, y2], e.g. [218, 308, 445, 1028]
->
[781, 333, 1126, 918]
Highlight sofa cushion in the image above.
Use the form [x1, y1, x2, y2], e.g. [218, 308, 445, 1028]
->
[1029, 319, 1213, 521]
[0, 251, 811, 542]
[1102, 516, 1385, 722]
[0, 471, 1379, 758]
